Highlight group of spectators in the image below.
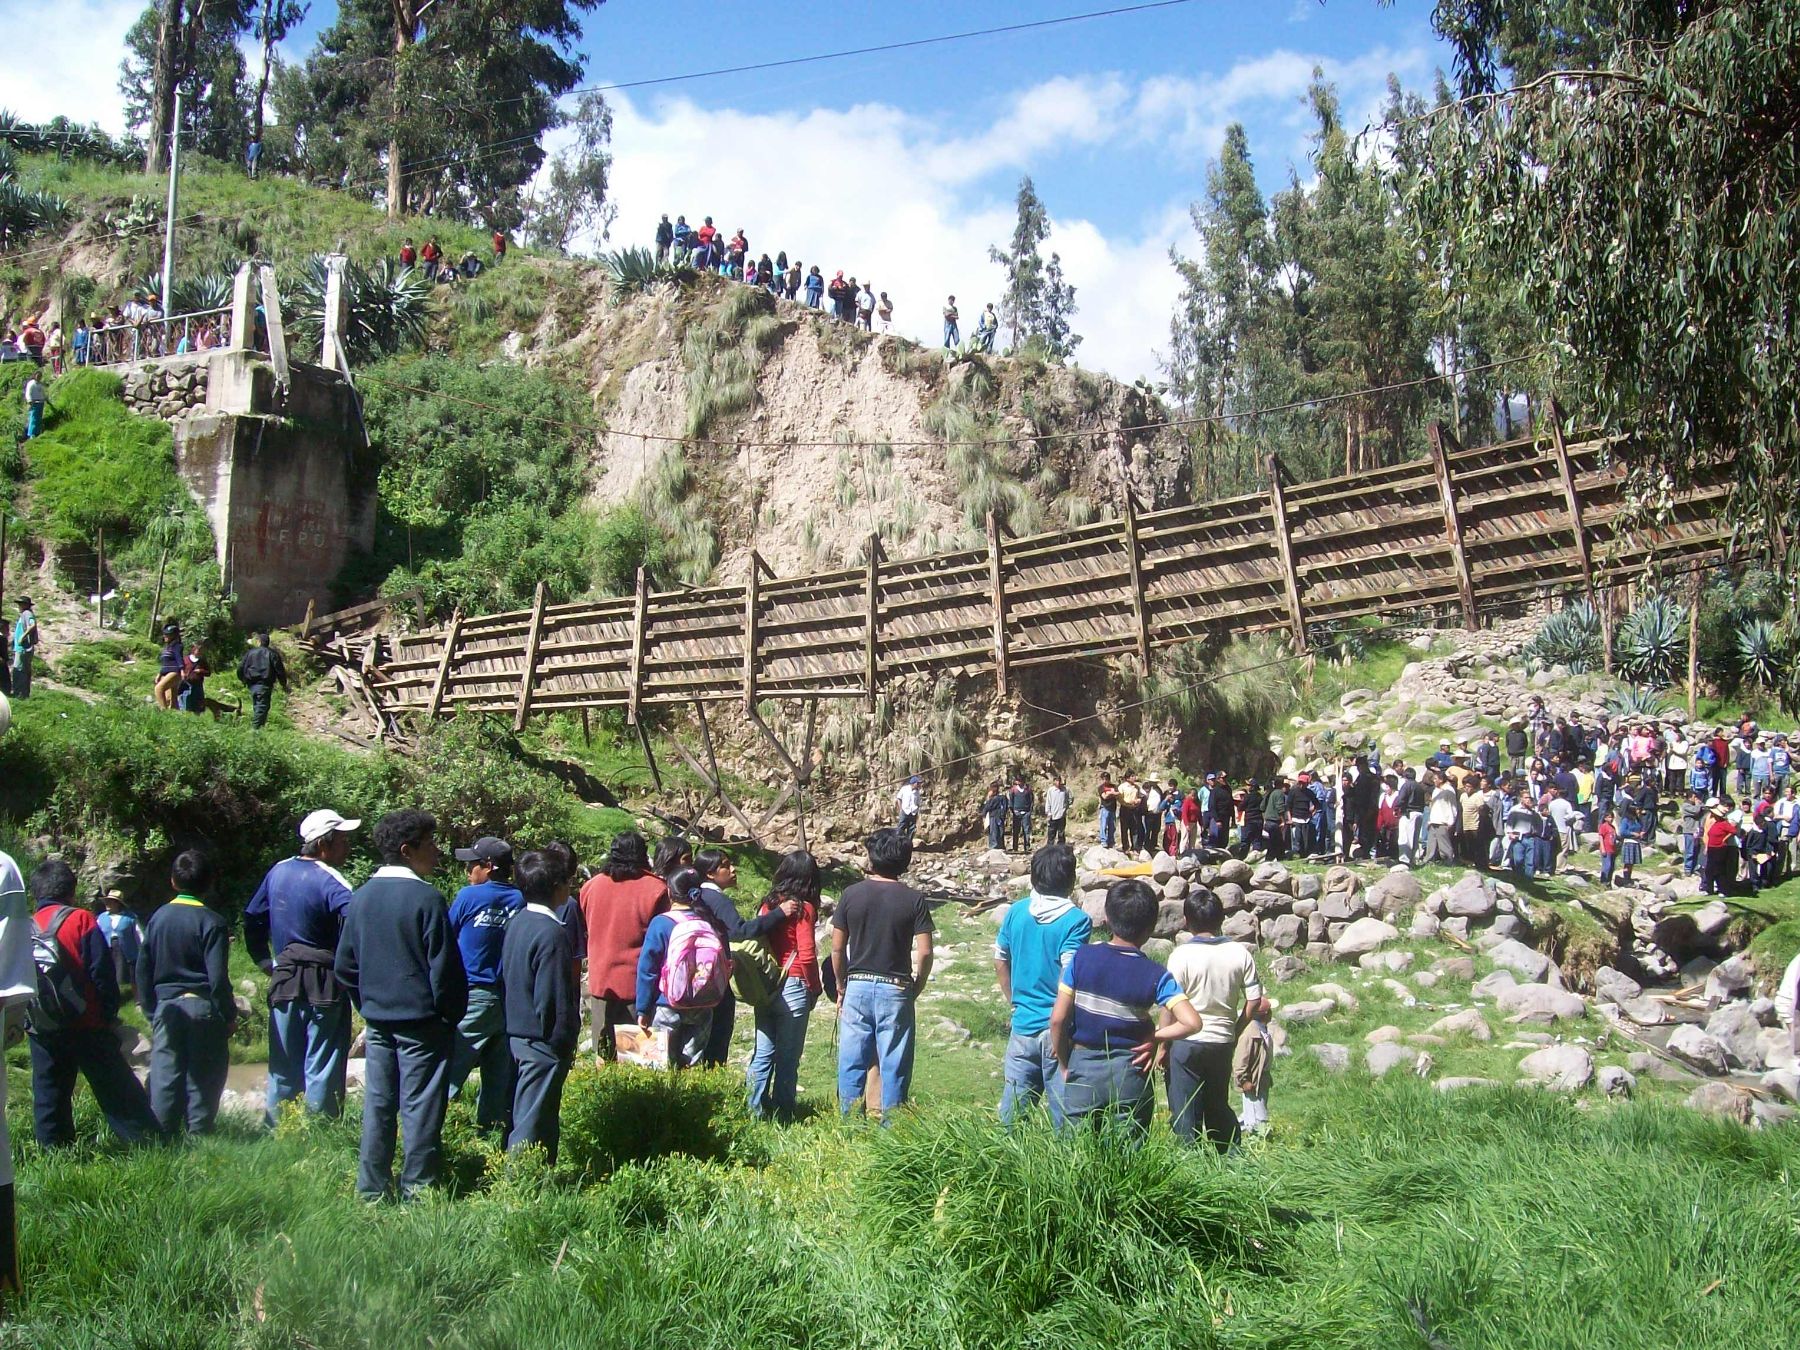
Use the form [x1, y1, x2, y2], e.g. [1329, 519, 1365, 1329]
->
[654, 213, 895, 333]
[396, 232, 506, 286]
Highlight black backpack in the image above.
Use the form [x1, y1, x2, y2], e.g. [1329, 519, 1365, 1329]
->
[29, 907, 88, 1034]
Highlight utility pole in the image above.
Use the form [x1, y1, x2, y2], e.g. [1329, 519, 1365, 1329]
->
[160, 86, 183, 341]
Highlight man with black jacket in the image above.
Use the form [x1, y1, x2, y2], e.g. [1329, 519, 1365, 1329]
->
[691, 848, 795, 1068]
[138, 850, 234, 1135]
[245, 809, 359, 1125]
[236, 632, 289, 730]
[502, 850, 580, 1162]
[335, 810, 467, 1201]
[1008, 778, 1035, 853]
[26, 861, 160, 1147]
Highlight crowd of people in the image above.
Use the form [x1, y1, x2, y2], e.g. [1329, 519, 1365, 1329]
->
[395, 232, 506, 286]
[936, 697, 1800, 899]
[4, 294, 236, 397]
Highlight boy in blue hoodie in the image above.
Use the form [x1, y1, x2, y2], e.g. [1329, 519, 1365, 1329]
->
[994, 844, 1091, 1125]
[446, 837, 523, 1134]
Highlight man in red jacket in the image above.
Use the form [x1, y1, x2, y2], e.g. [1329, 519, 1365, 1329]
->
[27, 861, 159, 1147]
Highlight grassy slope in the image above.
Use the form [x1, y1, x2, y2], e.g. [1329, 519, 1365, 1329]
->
[8, 893, 1798, 1347]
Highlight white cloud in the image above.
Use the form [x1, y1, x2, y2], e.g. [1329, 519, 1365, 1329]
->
[7, 0, 142, 134]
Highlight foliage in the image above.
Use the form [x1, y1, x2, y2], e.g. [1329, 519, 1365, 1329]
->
[601, 245, 680, 297]
[285, 254, 433, 363]
[1616, 592, 1688, 687]
[1606, 683, 1675, 720]
[1735, 618, 1787, 692]
[525, 92, 614, 255]
[590, 503, 671, 596]
[273, 0, 600, 224]
[556, 1065, 767, 1182]
[1146, 632, 1294, 772]
[1525, 599, 1603, 674]
[119, 0, 257, 168]
[988, 176, 1081, 359]
[19, 369, 184, 545]
[0, 110, 134, 164]
[1412, 0, 1800, 689]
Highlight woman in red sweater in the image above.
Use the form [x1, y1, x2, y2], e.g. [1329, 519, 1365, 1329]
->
[1702, 802, 1739, 896]
[577, 832, 667, 1060]
[746, 850, 822, 1121]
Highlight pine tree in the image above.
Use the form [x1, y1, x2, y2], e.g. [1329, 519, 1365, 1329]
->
[988, 176, 1049, 350]
[1039, 252, 1081, 361]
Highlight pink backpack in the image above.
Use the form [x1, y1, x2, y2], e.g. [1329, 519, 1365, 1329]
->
[659, 912, 732, 1010]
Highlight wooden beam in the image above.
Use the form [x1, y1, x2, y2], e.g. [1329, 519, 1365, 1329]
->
[1425, 422, 1479, 630]
[425, 609, 463, 720]
[864, 533, 881, 711]
[1264, 453, 1307, 653]
[986, 512, 1010, 696]
[742, 555, 761, 713]
[627, 567, 650, 726]
[1687, 566, 1702, 722]
[1120, 491, 1152, 674]
[512, 581, 549, 731]
[1545, 398, 1594, 593]
[635, 717, 663, 792]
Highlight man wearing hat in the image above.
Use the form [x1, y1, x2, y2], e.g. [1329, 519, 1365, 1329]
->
[244, 809, 361, 1125]
[895, 776, 922, 839]
[1701, 799, 1737, 896]
[1504, 716, 1529, 775]
[446, 837, 522, 1134]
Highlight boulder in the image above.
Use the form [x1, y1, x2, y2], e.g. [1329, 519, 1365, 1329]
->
[1153, 899, 1186, 941]
[1294, 873, 1324, 902]
[1214, 882, 1247, 913]
[1306, 911, 1329, 943]
[1310, 1043, 1351, 1073]
[1269, 955, 1308, 983]
[1443, 876, 1497, 920]
[1429, 1009, 1493, 1041]
[1597, 1066, 1636, 1099]
[1317, 891, 1369, 922]
[1487, 938, 1555, 983]
[1308, 982, 1360, 1011]
[1266, 914, 1305, 951]
[1359, 949, 1415, 974]
[1150, 852, 1179, 883]
[1472, 969, 1518, 1000]
[1518, 1044, 1595, 1093]
[1616, 996, 1670, 1026]
[1685, 1081, 1753, 1124]
[1323, 866, 1362, 897]
[1488, 914, 1527, 942]
[1367, 1042, 1420, 1078]
[1593, 966, 1643, 1005]
[1367, 871, 1422, 917]
[1761, 1068, 1800, 1104]
[1410, 911, 1441, 940]
[1432, 957, 1476, 982]
[1750, 997, 1778, 1027]
[1140, 938, 1175, 964]
[1080, 893, 1109, 928]
[1279, 999, 1335, 1024]
[1333, 917, 1399, 959]
[1365, 1025, 1404, 1045]
[1304, 941, 1335, 962]
[1705, 955, 1754, 1005]
[1412, 970, 1441, 988]
[1247, 888, 1293, 915]
[1441, 916, 1471, 942]
[1497, 984, 1587, 1021]
[1704, 1002, 1767, 1071]
[1752, 1099, 1798, 1130]
[1436, 1077, 1502, 1092]
[1215, 858, 1253, 888]
[1292, 898, 1317, 919]
[1665, 1025, 1730, 1076]
[1690, 899, 1733, 938]
[1250, 862, 1293, 894]
[1082, 846, 1128, 871]
[1162, 875, 1190, 902]
[1222, 911, 1260, 944]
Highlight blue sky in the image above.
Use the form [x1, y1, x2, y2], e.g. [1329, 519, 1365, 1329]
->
[22, 0, 1452, 379]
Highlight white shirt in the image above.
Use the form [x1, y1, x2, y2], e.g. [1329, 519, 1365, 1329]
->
[1167, 936, 1262, 1045]
[1045, 786, 1068, 820]
[1775, 952, 1800, 1030]
[24, 378, 45, 408]
[896, 784, 920, 814]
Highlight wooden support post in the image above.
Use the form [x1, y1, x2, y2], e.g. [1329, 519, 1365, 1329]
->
[1600, 586, 1615, 675]
[300, 598, 316, 642]
[1264, 454, 1306, 653]
[1426, 422, 1479, 630]
[95, 529, 105, 630]
[665, 702, 763, 844]
[426, 608, 463, 719]
[794, 700, 818, 853]
[149, 545, 169, 640]
[580, 708, 591, 746]
[627, 567, 650, 727]
[864, 534, 881, 711]
[1545, 398, 1594, 594]
[1121, 491, 1152, 675]
[1687, 566, 1702, 722]
[986, 512, 1010, 696]
[742, 553, 761, 712]
[512, 581, 549, 732]
[635, 718, 663, 793]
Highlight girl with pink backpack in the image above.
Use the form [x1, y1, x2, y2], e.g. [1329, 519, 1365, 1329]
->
[634, 867, 731, 1069]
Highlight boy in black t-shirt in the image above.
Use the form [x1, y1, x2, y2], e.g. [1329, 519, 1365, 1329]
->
[831, 829, 934, 1121]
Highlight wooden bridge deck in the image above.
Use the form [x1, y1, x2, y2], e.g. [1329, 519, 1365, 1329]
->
[353, 421, 1730, 726]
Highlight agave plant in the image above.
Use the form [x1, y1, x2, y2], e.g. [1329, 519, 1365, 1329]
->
[600, 246, 680, 297]
[1606, 684, 1674, 719]
[0, 110, 131, 164]
[286, 255, 432, 364]
[1525, 600, 1602, 673]
[1736, 618, 1787, 690]
[0, 177, 70, 246]
[166, 272, 237, 315]
[1616, 593, 1688, 687]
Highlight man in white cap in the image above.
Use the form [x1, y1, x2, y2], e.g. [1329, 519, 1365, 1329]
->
[895, 776, 922, 839]
[243, 809, 361, 1125]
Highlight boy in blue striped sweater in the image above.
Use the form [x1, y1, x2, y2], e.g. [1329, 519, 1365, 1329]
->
[1050, 879, 1199, 1135]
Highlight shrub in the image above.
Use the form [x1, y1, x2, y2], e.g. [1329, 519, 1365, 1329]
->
[1525, 600, 1602, 673]
[1616, 593, 1687, 686]
[601, 245, 681, 296]
[286, 254, 432, 363]
[22, 369, 184, 545]
[1735, 618, 1787, 691]
[1606, 684, 1675, 719]
[556, 1064, 769, 1182]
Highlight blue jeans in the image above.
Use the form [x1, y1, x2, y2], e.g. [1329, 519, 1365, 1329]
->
[1099, 806, 1115, 848]
[1508, 838, 1537, 879]
[943, 321, 959, 348]
[999, 1029, 1066, 1126]
[449, 986, 513, 1131]
[837, 978, 915, 1120]
[747, 976, 815, 1119]
[1062, 1043, 1153, 1137]
[650, 1005, 713, 1069]
[988, 814, 1005, 849]
[266, 998, 350, 1126]
[1682, 832, 1701, 874]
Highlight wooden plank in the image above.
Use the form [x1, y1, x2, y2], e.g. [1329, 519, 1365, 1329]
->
[425, 609, 463, 719]
[742, 552, 761, 712]
[627, 567, 650, 726]
[1545, 397, 1595, 592]
[986, 512, 1010, 697]
[1426, 422, 1479, 630]
[1265, 453, 1307, 652]
[1121, 491, 1151, 675]
[864, 533, 881, 710]
[511, 581, 549, 732]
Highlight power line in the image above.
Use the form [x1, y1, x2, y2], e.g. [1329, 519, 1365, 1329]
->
[356, 352, 1537, 453]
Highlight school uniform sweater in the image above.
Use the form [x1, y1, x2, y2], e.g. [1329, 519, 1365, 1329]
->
[502, 905, 579, 1055]
[137, 896, 232, 1020]
[334, 867, 468, 1027]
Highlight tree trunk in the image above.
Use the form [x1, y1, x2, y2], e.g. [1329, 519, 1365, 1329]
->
[386, 0, 418, 219]
[252, 0, 275, 145]
[144, 0, 185, 174]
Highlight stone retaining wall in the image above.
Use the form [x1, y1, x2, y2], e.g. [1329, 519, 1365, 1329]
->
[120, 359, 212, 421]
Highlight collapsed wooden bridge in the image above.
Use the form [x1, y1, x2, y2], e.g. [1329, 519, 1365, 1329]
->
[307, 412, 1729, 840]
